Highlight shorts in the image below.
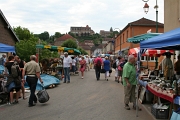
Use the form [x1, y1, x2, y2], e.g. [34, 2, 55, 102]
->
[118, 70, 122, 77]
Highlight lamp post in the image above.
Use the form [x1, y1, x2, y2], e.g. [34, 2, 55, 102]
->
[143, 0, 158, 33]
[143, 0, 159, 69]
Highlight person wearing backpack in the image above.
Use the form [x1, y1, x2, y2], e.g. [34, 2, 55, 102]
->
[15, 56, 26, 100]
[5, 55, 21, 105]
[94, 55, 103, 80]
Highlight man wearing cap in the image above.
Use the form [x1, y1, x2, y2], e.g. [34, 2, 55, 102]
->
[63, 52, 72, 83]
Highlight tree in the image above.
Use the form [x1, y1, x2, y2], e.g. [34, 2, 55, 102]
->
[38, 31, 50, 41]
[13, 26, 34, 40]
[61, 39, 78, 48]
[15, 27, 58, 61]
[68, 32, 76, 38]
[110, 27, 113, 32]
[77, 47, 88, 55]
[54, 32, 61, 38]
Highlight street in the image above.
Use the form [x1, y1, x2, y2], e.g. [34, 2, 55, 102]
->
[0, 69, 155, 120]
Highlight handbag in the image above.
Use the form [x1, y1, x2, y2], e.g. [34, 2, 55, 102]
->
[100, 69, 106, 73]
[37, 84, 50, 103]
[109, 69, 112, 73]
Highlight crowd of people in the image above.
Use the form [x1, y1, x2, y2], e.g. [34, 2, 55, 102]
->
[0, 52, 140, 110]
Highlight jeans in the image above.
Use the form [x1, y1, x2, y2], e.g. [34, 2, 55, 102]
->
[95, 66, 101, 80]
[64, 67, 70, 82]
[26, 76, 38, 105]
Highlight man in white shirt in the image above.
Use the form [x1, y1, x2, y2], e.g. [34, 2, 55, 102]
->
[63, 52, 72, 83]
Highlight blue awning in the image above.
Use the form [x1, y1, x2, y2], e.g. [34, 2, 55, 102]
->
[127, 33, 162, 44]
[140, 27, 180, 50]
[0, 43, 15, 52]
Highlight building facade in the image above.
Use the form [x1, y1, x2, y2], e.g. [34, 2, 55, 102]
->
[164, 0, 180, 32]
[115, 18, 164, 57]
[70, 25, 94, 37]
[100, 30, 112, 37]
[0, 9, 19, 46]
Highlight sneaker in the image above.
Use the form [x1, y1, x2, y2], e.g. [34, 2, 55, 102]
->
[124, 105, 130, 110]
[107, 79, 108, 81]
[67, 81, 70, 83]
[13, 100, 19, 104]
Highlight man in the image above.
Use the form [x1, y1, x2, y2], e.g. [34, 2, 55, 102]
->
[15, 56, 26, 99]
[122, 55, 141, 110]
[22, 55, 43, 107]
[159, 52, 173, 80]
[89, 56, 93, 69]
[0, 54, 6, 66]
[63, 52, 72, 83]
[94, 54, 103, 80]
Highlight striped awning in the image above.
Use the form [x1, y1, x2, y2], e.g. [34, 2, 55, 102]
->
[128, 47, 174, 57]
[127, 33, 162, 44]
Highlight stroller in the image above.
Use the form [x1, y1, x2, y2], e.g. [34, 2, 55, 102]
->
[0, 77, 8, 104]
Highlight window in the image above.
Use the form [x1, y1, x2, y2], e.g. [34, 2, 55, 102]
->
[141, 56, 156, 61]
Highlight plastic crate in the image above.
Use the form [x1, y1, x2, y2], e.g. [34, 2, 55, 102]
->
[151, 105, 169, 119]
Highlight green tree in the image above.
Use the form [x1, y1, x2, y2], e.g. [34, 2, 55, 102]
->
[68, 32, 76, 38]
[77, 47, 88, 55]
[61, 39, 78, 48]
[13, 26, 34, 40]
[38, 31, 50, 41]
[54, 32, 61, 38]
[110, 27, 113, 32]
[15, 27, 58, 61]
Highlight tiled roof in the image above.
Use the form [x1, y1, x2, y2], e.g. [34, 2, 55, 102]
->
[80, 45, 91, 50]
[129, 17, 164, 26]
[55, 34, 75, 41]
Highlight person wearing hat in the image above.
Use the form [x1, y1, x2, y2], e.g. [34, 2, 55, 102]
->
[63, 52, 72, 83]
[103, 56, 111, 81]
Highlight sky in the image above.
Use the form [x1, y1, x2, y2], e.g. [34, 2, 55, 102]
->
[0, 0, 164, 35]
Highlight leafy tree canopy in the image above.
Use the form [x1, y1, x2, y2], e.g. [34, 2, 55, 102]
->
[61, 39, 78, 49]
[13, 26, 34, 40]
[15, 27, 58, 61]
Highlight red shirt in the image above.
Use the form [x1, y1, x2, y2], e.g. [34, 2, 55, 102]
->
[94, 57, 103, 66]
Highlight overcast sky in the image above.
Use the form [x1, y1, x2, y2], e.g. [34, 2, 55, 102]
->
[0, 0, 164, 35]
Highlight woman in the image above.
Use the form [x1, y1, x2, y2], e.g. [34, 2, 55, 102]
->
[103, 56, 110, 81]
[72, 57, 76, 75]
[79, 57, 86, 79]
[5, 55, 20, 104]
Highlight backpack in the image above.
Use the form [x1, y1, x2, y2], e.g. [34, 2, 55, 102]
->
[97, 59, 101, 66]
[11, 62, 21, 86]
[118, 62, 123, 71]
[112, 61, 117, 69]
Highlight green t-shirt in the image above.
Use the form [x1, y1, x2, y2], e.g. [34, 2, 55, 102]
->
[122, 62, 137, 86]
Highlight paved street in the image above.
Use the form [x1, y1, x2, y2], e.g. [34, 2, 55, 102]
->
[0, 69, 155, 120]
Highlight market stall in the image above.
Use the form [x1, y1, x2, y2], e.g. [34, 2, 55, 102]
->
[128, 47, 174, 57]
[140, 27, 180, 119]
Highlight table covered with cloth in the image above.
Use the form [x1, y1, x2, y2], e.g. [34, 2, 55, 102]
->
[146, 83, 176, 102]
